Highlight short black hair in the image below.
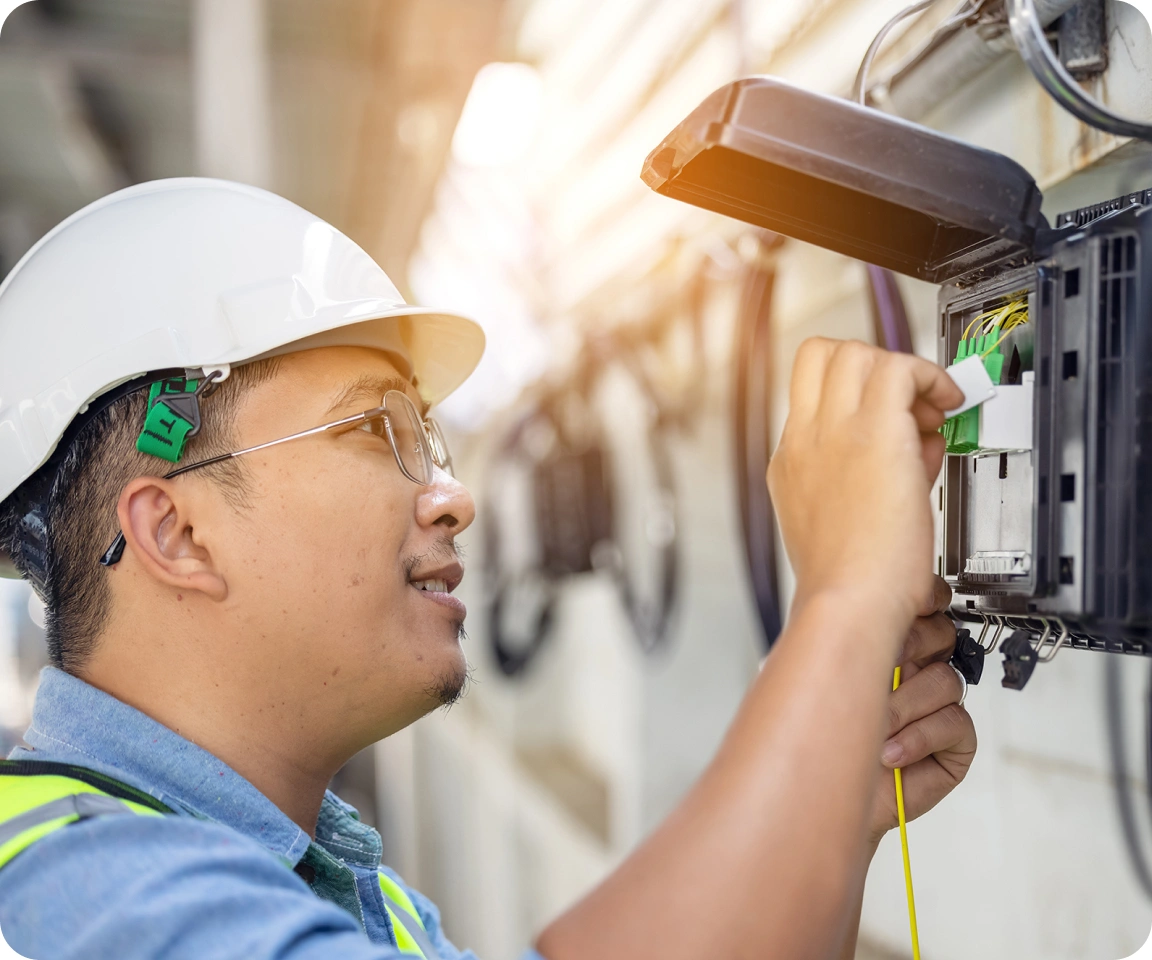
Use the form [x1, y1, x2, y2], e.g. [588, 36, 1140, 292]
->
[0, 359, 281, 674]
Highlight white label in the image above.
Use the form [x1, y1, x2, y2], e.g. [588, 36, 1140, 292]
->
[945, 354, 998, 418]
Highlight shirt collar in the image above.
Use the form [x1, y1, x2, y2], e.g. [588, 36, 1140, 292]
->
[11, 667, 321, 865]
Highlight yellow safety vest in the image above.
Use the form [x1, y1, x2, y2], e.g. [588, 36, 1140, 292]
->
[0, 760, 438, 959]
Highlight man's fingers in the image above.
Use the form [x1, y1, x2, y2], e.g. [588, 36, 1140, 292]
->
[886, 660, 962, 737]
[787, 337, 839, 424]
[917, 574, 952, 618]
[910, 397, 947, 434]
[794, 341, 962, 426]
[887, 748, 975, 823]
[816, 340, 876, 420]
[898, 612, 956, 670]
[921, 430, 947, 484]
[862, 351, 964, 420]
[883, 702, 976, 771]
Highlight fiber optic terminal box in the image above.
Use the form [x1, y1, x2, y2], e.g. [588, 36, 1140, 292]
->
[643, 77, 1152, 656]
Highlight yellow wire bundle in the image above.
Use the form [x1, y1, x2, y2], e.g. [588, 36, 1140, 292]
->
[959, 297, 1029, 358]
[892, 665, 921, 960]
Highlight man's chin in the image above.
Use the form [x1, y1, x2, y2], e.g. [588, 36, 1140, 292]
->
[426, 663, 469, 708]
[424, 623, 470, 707]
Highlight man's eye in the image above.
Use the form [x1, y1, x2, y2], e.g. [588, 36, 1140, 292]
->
[356, 418, 387, 438]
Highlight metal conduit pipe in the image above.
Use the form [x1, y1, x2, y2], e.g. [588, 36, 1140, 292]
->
[883, 0, 1081, 120]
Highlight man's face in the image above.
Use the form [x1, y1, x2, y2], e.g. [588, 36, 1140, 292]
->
[201, 345, 475, 747]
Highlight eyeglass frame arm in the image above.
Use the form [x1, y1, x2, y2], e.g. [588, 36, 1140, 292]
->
[99, 396, 448, 567]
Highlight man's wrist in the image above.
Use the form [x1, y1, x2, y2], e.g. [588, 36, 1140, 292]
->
[790, 581, 915, 651]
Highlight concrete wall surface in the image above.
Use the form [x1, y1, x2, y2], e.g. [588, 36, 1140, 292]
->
[400, 2, 1152, 959]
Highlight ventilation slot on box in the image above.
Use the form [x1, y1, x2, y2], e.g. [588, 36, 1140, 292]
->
[1093, 235, 1137, 618]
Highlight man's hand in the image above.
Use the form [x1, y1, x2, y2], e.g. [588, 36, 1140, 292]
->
[768, 339, 964, 629]
[538, 341, 967, 960]
[868, 575, 977, 843]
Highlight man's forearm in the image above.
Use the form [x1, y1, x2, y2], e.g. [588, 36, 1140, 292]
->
[837, 840, 880, 960]
[536, 589, 908, 960]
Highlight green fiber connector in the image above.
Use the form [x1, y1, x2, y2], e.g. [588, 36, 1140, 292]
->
[984, 349, 1004, 385]
[941, 328, 1006, 455]
[944, 407, 980, 454]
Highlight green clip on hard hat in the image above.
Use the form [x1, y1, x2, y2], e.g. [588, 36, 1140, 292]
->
[0, 178, 485, 579]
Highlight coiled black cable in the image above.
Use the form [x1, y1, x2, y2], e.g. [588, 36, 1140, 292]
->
[733, 235, 784, 651]
[483, 348, 683, 676]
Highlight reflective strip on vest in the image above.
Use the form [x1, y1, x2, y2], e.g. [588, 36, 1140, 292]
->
[379, 872, 440, 959]
[1, 772, 441, 959]
[0, 774, 164, 870]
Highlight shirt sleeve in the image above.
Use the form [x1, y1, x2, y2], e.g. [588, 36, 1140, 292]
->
[0, 814, 415, 960]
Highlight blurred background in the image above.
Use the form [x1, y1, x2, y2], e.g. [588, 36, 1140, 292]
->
[2, 0, 1152, 957]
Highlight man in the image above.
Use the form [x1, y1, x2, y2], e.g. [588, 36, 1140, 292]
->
[0, 179, 973, 960]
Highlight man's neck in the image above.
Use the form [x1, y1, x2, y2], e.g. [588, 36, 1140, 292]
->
[82, 650, 348, 837]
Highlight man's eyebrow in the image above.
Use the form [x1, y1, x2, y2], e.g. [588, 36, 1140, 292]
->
[324, 375, 413, 416]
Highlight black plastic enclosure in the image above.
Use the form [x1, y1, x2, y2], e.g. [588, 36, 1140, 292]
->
[643, 78, 1152, 655]
[641, 77, 1046, 283]
[936, 207, 1152, 655]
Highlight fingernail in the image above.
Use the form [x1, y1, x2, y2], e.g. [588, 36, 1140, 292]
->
[882, 741, 904, 766]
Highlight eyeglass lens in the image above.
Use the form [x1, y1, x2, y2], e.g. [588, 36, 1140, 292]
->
[383, 390, 434, 484]
[424, 418, 452, 474]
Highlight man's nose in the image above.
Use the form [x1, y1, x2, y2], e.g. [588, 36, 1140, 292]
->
[415, 467, 476, 533]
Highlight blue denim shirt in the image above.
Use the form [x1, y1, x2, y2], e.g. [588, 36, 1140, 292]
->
[0, 668, 547, 960]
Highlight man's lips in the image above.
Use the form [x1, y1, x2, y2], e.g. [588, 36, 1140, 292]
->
[408, 560, 464, 593]
[408, 561, 466, 619]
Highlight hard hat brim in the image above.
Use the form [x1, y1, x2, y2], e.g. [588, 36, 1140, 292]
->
[252, 306, 486, 409]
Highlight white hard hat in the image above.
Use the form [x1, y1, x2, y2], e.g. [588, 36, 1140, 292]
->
[0, 177, 485, 577]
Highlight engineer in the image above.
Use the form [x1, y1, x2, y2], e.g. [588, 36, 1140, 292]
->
[0, 179, 974, 960]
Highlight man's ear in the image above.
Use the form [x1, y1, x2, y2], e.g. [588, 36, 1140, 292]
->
[115, 477, 228, 601]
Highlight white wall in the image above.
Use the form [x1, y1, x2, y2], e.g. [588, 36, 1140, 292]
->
[395, 2, 1152, 958]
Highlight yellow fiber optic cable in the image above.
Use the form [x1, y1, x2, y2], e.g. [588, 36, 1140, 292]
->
[962, 302, 1005, 340]
[980, 308, 1030, 357]
[892, 666, 921, 960]
[962, 297, 1028, 341]
[961, 310, 992, 341]
[979, 303, 1012, 336]
[979, 300, 1024, 337]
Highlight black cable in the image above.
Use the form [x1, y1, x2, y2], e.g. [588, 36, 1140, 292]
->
[1105, 654, 1152, 900]
[613, 345, 681, 654]
[487, 576, 556, 677]
[734, 236, 784, 651]
[608, 404, 679, 654]
[483, 345, 684, 675]
[483, 410, 560, 678]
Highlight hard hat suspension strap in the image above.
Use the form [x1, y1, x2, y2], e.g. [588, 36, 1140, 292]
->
[136, 372, 224, 464]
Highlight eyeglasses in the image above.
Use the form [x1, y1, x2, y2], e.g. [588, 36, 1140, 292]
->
[99, 389, 452, 566]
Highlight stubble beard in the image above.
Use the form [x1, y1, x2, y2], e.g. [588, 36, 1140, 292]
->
[425, 622, 472, 708]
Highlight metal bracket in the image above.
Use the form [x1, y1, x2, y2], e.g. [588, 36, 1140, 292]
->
[1008, 0, 1152, 141]
[1058, 0, 1107, 79]
[984, 615, 1009, 654]
[1034, 615, 1070, 662]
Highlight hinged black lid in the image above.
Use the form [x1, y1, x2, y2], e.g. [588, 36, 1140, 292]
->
[642, 77, 1046, 284]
